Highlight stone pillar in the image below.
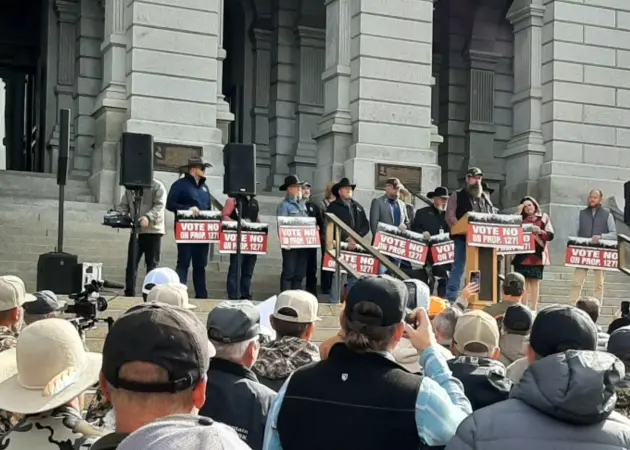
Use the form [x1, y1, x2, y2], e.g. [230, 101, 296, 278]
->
[290, 26, 325, 182]
[251, 27, 273, 185]
[504, 0, 545, 207]
[266, 0, 298, 190]
[215, 0, 234, 143]
[90, 0, 127, 204]
[345, 0, 440, 206]
[430, 53, 444, 164]
[313, 0, 352, 196]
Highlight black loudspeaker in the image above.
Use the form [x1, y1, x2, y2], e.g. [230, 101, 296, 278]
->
[57, 109, 70, 186]
[120, 132, 154, 189]
[36, 252, 79, 295]
[624, 181, 630, 226]
[223, 143, 256, 196]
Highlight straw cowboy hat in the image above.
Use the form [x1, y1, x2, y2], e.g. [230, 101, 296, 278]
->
[0, 318, 102, 415]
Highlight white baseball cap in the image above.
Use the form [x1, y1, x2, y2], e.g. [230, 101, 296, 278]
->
[0, 276, 36, 312]
[272, 290, 321, 323]
[147, 283, 196, 310]
[142, 268, 182, 294]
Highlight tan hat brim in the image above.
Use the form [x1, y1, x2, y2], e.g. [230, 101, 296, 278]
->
[0, 348, 17, 383]
[0, 352, 102, 415]
[185, 303, 197, 310]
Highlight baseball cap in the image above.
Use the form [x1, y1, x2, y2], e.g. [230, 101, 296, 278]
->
[453, 310, 500, 357]
[147, 284, 196, 310]
[465, 167, 483, 177]
[0, 276, 36, 312]
[273, 290, 321, 323]
[116, 414, 249, 450]
[503, 303, 533, 334]
[23, 290, 67, 315]
[429, 296, 448, 317]
[344, 276, 407, 327]
[142, 268, 182, 294]
[103, 303, 214, 393]
[607, 326, 630, 362]
[503, 272, 525, 296]
[529, 304, 597, 358]
[207, 301, 261, 344]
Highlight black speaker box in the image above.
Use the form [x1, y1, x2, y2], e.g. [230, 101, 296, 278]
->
[120, 132, 154, 189]
[624, 181, 630, 225]
[36, 252, 79, 295]
[224, 143, 256, 197]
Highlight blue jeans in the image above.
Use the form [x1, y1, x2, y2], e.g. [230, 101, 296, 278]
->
[226, 253, 257, 299]
[176, 243, 209, 298]
[331, 273, 357, 304]
[445, 239, 466, 302]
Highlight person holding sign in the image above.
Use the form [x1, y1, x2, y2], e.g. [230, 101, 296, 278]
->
[569, 189, 617, 302]
[166, 157, 214, 299]
[444, 167, 494, 303]
[302, 182, 323, 296]
[223, 194, 260, 300]
[511, 196, 554, 310]
[277, 175, 309, 291]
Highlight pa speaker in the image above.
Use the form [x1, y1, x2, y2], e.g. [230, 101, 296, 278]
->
[36, 252, 79, 295]
[120, 132, 154, 189]
[224, 143, 256, 197]
[57, 109, 70, 186]
[625, 181, 630, 225]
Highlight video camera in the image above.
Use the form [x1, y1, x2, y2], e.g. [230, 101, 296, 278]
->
[66, 279, 121, 333]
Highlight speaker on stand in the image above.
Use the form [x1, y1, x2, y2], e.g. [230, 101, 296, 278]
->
[624, 181, 630, 226]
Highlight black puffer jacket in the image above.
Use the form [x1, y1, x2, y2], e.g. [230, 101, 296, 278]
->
[447, 356, 512, 411]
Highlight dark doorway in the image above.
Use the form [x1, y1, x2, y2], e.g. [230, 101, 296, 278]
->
[223, 1, 246, 143]
[0, 0, 47, 172]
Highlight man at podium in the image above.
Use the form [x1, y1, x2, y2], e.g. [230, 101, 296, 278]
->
[444, 167, 494, 302]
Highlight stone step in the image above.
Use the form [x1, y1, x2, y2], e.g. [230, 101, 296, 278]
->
[0, 187, 95, 203]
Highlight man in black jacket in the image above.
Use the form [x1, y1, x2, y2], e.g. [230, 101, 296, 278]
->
[325, 178, 369, 303]
[201, 301, 276, 450]
[412, 186, 451, 297]
[302, 182, 323, 296]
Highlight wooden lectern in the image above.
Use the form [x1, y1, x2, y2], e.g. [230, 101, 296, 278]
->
[451, 212, 524, 310]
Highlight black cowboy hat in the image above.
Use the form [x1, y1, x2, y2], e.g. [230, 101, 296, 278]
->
[332, 178, 356, 197]
[279, 174, 305, 191]
[482, 181, 495, 195]
[427, 186, 449, 199]
[179, 156, 212, 172]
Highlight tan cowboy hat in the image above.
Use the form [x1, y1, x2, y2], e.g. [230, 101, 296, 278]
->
[0, 347, 17, 383]
[0, 318, 102, 415]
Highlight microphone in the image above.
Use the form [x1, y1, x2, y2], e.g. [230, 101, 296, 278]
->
[102, 280, 125, 289]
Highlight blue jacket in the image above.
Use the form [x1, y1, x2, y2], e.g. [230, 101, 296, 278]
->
[277, 197, 308, 217]
[166, 174, 212, 213]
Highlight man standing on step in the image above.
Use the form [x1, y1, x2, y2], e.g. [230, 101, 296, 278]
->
[223, 194, 261, 300]
[119, 178, 166, 297]
[302, 182, 322, 297]
[167, 157, 214, 299]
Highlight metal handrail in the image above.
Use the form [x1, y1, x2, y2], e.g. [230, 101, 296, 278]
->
[619, 234, 630, 277]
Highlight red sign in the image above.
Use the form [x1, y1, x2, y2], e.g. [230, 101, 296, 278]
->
[564, 238, 618, 271]
[322, 248, 381, 275]
[175, 210, 221, 243]
[219, 221, 269, 255]
[498, 231, 535, 255]
[468, 223, 524, 248]
[372, 223, 428, 265]
[278, 217, 320, 249]
[430, 239, 455, 266]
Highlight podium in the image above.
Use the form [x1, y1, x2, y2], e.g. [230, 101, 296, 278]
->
[451, 212, 524, 309]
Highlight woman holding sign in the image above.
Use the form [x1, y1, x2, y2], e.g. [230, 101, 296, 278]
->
[512, 196, 554, 310]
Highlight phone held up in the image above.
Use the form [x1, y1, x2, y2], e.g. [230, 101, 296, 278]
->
[621, 300, 630, 317]
[469, 270, 481, 287]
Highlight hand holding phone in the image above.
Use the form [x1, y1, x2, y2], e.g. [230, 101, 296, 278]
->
[470, 270, 481, 287]
[404, 308, 438, 352]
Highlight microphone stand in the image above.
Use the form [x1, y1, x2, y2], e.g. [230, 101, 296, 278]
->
[130, 188, 144, 297]
[235, 195, 244, 300]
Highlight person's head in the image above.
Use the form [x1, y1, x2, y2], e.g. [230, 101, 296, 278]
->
[142, 267, 182, 301]
[608, 316, 630, 334]
[520, 196, 540, 217]
[526, 304, 597, 364]
[465, 167, 483, 198]
[432, 307, 461, 346]
[428, 187, 449, 211]
[502, 272, 525, 301]
[207, 300, 261, 369]
[0, 318, 102, 415]
[333, 178, 355, 201]
[270, 290, 320, 341]
[503, 303, 533, 335]
[325, 181, 336, 202]
[147, 283, 196, 310]
[575, 296, 601, 324]
[280, 175, 304, 199]
[340, 277, 408, 353]
[385, 178, 401, 199]
[23, 290, 66, 325]
[0, 275, 36, 331]
[607, 326, 630, 373]
[301, 182, 312, 200]
[186, 157, 211, 180]
[100, 303, 213, 433]
[588, 189, 603, 209]
[451, 310, 500, 359]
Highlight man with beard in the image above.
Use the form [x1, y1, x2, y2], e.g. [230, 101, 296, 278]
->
[445, 167, 494, 303]
[412, 186, 450, 296]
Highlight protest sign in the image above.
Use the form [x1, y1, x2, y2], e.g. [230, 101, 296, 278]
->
[429, 233, 455, 266]
[278, 216, 320, 249]
[372, 222, 428, 265]
[498, 223, 536, 255]
[219, 221, 269, 255]
[467, 212, 524, 249]
[175, 210, 222, 243]
[322, 243, 380, 275]
[564, 237, 618, 271]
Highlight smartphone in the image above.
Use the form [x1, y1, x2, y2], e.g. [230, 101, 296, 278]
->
[470, 270, 481, 286]
[622, 301, 630, 317]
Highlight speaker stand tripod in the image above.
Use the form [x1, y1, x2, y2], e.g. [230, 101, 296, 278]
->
[235, 195, 245, 300]
[129, 188, 144, 297]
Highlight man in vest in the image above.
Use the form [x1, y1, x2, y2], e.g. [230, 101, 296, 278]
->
[569, 189, 617, 302]
[223, 194, 261, 300]
[444, 167, 494, 303]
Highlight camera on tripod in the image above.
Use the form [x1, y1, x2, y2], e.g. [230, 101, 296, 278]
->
[66, 279, 118, 333]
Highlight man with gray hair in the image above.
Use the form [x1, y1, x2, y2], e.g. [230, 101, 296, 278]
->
[575, 296, 609, 351]
[433, 307, 461, 348]
[200, 301, 276, 450]
[22, 290, 66, 325]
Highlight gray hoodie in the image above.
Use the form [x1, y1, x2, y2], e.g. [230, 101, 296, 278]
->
[446, 350, 630, 450]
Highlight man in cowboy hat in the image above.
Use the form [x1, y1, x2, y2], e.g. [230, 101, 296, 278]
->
[0, 319, 105, 449]
[277, 175, 309, 291]
[412, 186, 451, 297]
[326, 177, 369, 303]
[444, 167, 494, 302]
[302, 181, 323, 296]
[166, 156, 214, 299]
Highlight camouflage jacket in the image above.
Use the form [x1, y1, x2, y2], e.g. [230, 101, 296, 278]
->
[0, 327, 18, 439]
[85, 389, 114, 430]
[0, 405, 105, 450]
[615, 382, 630, 418]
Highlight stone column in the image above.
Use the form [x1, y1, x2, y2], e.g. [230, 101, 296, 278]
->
[290, 26, 325, 182]
[251, 27, 273, 185]
[346, 0, 440, 206]
[313, 0, 352, 196]
[215, 0, 234, 143]
[90, 0, 127, 203]
[504, 0, 545, 206]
